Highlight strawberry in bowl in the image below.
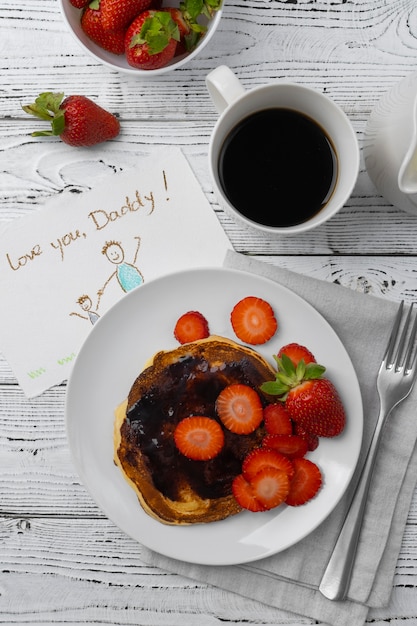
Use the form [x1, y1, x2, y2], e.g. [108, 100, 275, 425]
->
[60, 0, 223, 75]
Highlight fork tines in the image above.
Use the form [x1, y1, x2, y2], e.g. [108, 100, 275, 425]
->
[385, 302, 417, 373]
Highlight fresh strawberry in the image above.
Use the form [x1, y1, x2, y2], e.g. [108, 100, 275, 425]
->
[230, 296, 278, 345]
[174, 311, 210, 344]
[277, 343, 316, 367]
[262, 434, 308, 458]
[285, 378, 346, 437]
[125, 10, 179, 70]
[293, 422, 319, 452]
[98, 0, 153, 32]
[285, 458, 322, 506]
[162, 7, 191, 55]
[251, 467, 290, 509]
[216, 384, 263, 434]
[232, 474, 265, 512]
[174, 416, 224, 461]
[263, 403, 293, 435]
[22, 92, 120, 147]
[261, 353, 345, 437]
[80, 4, 126, 54]
[242, 447, 294, 481]
[69, 0, 90, 8]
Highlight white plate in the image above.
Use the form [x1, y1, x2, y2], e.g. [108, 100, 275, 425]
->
[66, 267, 363, 565]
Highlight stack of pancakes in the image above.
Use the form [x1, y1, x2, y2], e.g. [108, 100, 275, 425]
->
[114, 336, 275, 525]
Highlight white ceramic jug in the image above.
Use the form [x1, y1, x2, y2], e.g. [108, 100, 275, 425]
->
[364, 72, 417, 215]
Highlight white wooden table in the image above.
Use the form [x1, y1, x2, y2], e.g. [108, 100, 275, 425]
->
[2, 0, 417, 623]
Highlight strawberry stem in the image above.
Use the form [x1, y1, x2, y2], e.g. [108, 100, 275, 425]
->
[22, 92, 66, 137]
[260, 355, 326, 398]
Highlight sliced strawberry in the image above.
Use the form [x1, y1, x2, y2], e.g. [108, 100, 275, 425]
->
[232, 474, 265, 512]
[262, 433, 308, 458]
[251, 467, 290, 509]
[277, 343, 316, 367]
[263, 403, 293, 435]
[242, 447, 294, 481]
[216, 384, 263, 435]
[173, 310, 209, 344]
[293, 422, 319, 452]
[230, 296, 278, 345]
[173, 416, 224, 461]
[285, 458, 322, 506]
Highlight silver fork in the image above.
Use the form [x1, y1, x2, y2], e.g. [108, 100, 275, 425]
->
[319, 301, 417, 601]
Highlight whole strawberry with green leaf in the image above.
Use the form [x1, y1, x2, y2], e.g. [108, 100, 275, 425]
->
[125, 10, 180, 69]
[22, 92, 120, 147]
[261, 353, 346, 437]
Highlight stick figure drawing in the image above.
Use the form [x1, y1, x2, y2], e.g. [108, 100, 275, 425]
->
[70, 295, 100, 325]
[97, 236, 144, 308]
[69, 237, 144, 324]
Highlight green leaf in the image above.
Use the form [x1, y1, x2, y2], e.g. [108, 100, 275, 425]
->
[22, 92, 64, 121]
[303, 363, 326, 380]
[295, 359, 306, 380]
[206, 0, 222, 9]
[279, 353, 296, 376]
[133, 13, 180, 55]
[201, 0, 222, 18]
[260, 380, 288, 396]
[180, 0, 221, 29]
[190, 21, 207, 34]
[30, 129, 55, 137]
[276, 372, 294, 387]
[22, 92, 66, 137]
[50, 110, 66, 136]
[180, 0, 204, 21]
[184, 30, 203, 51]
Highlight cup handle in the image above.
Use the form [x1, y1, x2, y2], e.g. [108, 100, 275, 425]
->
[205, 65, 245, 114]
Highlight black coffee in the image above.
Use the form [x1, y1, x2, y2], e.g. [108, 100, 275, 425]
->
[218, 108, 338, 228]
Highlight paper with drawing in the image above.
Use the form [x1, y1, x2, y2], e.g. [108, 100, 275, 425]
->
[0, 148, 231, 397]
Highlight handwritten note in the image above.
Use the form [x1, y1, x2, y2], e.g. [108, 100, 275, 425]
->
[0, 148, 232, 397]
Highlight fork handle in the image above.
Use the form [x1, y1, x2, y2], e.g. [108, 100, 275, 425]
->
[319, 407, 388, 601]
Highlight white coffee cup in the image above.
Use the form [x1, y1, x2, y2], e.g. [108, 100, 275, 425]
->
[206, 65, 359, 235]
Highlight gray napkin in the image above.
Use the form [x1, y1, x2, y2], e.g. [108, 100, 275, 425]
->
[141, 250, 417, 626]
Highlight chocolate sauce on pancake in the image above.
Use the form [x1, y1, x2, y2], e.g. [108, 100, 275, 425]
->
[115, 337, 276, 524]
[125, 351, 269, 502]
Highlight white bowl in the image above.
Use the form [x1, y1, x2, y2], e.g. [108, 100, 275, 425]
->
[59, 0, 223, 76]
